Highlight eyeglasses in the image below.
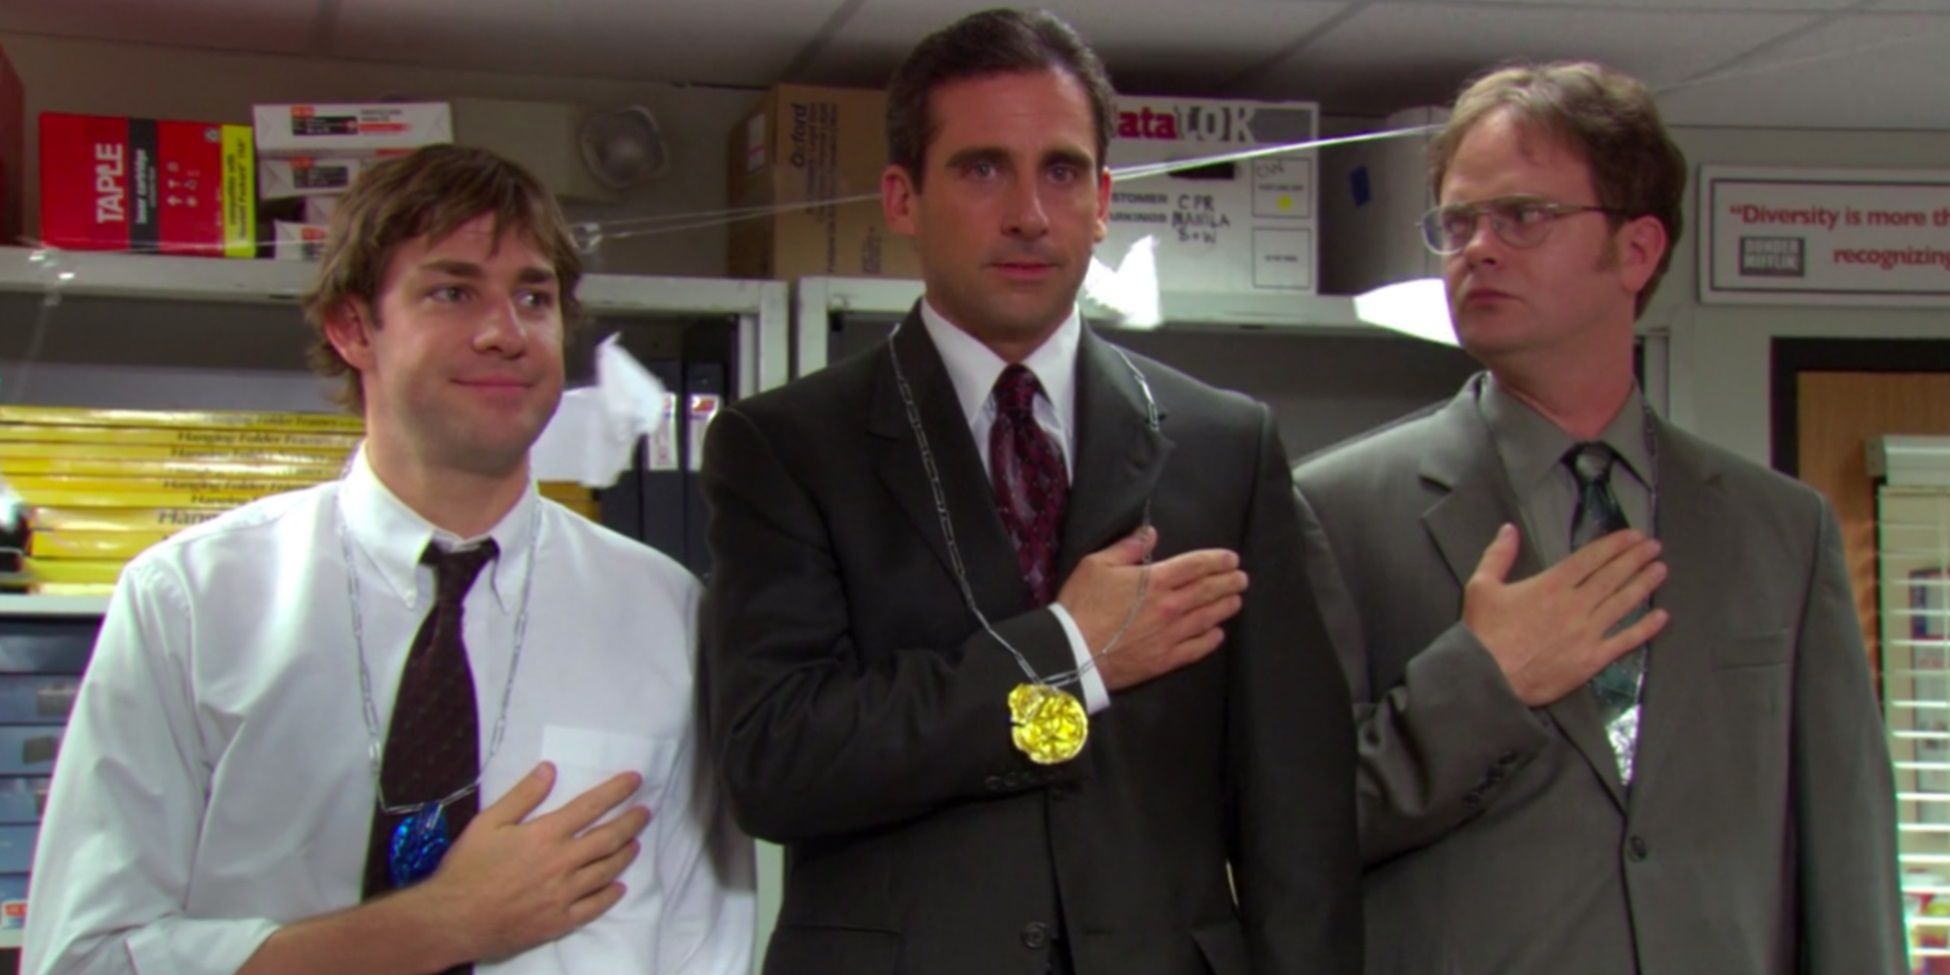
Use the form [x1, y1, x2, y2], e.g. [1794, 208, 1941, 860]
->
[1419, 196, 1623, 255]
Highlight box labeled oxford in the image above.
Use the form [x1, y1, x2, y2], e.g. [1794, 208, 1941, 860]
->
[1104, 95, 1319, 296]
[726, 84, 919, 280]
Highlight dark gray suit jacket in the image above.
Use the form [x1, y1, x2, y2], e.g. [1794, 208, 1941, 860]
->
[701, 308, 1360, 975]
[1292, 375, 1905, 975]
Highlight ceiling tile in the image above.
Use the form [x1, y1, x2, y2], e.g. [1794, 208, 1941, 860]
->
[330, 0, 845, 85]
[0, 0, 320, 54]
[1240, 1, 1824, 115]
[798, 0, 1352, 95]
[1657, 12, 1950, 128]
[1385, 0, 1858, 10]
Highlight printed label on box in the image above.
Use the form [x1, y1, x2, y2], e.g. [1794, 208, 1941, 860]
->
[1105, 96, 1318, 295]
[40, 113, 254, 258]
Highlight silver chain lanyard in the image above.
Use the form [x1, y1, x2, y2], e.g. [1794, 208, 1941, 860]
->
[886, 322, 1158, 689]
[336, 494, 541, 816]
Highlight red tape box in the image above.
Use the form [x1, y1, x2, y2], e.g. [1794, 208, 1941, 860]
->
[40, 113, 254, 258]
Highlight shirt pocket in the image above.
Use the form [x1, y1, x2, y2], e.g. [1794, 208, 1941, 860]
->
[534, 725, 682, 920]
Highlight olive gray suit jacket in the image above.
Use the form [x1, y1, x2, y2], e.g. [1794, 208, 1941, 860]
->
[1292, 375, 1904, 975]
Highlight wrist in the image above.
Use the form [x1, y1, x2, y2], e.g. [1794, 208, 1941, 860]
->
[386, 878, 481, 969]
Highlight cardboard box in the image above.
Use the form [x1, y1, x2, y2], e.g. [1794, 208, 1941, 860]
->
[39, 113, 255, 258]
[1318, 106, 1445, 296]
[273, 221, 328, 261]
[258, 155, 366, 199]
[1103, 95, 1319, 296]
[726, 84, 918, 280]
[253, 102, 451, 158]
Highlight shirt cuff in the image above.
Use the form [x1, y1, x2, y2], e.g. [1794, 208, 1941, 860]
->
[1049, 604, 1110, 714]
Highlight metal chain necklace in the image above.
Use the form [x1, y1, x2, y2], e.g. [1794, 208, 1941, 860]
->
[886, 321, 1158, 764]
[336, 494, 541, 885]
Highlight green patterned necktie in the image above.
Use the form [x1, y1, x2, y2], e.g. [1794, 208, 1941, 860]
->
[1567, 442, 1647, 786]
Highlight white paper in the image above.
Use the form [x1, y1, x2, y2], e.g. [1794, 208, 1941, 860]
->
[529, 335, 669, 487]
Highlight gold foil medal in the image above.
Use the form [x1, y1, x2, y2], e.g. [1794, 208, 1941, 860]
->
[1008, 682, 1088, 765]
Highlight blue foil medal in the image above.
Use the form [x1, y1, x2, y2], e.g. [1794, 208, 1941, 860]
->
[388, 803, 452, 888]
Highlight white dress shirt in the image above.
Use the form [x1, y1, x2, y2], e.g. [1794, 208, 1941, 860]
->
[24, 451, 755, 975]
[919, 300, 1109, 713]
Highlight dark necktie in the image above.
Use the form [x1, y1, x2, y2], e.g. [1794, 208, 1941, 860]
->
[363, 539, 498, 924]
[1566, 442, 1647, 785]
[990, 364, 1069, 606]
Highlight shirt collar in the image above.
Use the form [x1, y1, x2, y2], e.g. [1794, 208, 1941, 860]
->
[919, 298, 1080, 429]
[338, 445, 538, 611]
[1480, 374, 1654, 496]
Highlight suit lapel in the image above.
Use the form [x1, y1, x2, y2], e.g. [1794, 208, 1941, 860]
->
[1056, 328, 1174, 577]
[1420, 376, 1628, 810]
[1622, 419, 1725, 806]
[868, 306, 1034, 617]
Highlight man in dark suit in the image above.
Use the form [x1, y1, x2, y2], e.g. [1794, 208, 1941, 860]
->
[700, 8, 1360, 975]
[1293, 61, 1905, 974]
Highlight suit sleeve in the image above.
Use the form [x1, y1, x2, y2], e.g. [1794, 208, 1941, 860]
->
[1293, 483, 1552, 865]
[1233, 412, 1362, 973]
[1793, 501, 1907, 974]
[699, 405, 1082, 843]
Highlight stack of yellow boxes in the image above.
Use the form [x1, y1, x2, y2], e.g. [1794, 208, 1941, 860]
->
[0, 406, 601, 595]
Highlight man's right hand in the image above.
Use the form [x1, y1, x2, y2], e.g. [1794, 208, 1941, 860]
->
[1057, 526, 1248, 693]
[1464, 524, 1669, 707]
[413, 762, 651, 963]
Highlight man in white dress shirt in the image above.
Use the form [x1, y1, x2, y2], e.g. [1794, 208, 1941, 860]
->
[24, 145, 754, 975]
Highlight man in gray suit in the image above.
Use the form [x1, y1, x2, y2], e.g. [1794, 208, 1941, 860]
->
[1293, 61, 1905, 974]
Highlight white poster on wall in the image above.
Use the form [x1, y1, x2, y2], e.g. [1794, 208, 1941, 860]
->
[1699, 165, 1950, 307]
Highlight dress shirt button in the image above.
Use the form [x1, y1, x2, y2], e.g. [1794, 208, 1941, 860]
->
[1627, 835, 1649, 861]
[984, 775, 1004, 792]
[1021, 921, 1051, 950]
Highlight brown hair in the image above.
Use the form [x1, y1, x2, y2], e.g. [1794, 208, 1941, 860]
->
[1430, 61, 1687, 315]
[300, 144, 584, 411]
[885, 7, 1116, 190]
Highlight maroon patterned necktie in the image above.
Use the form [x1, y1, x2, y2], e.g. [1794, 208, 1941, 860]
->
[990, 364, 1069, 605]
[362, 539, 497, 929]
